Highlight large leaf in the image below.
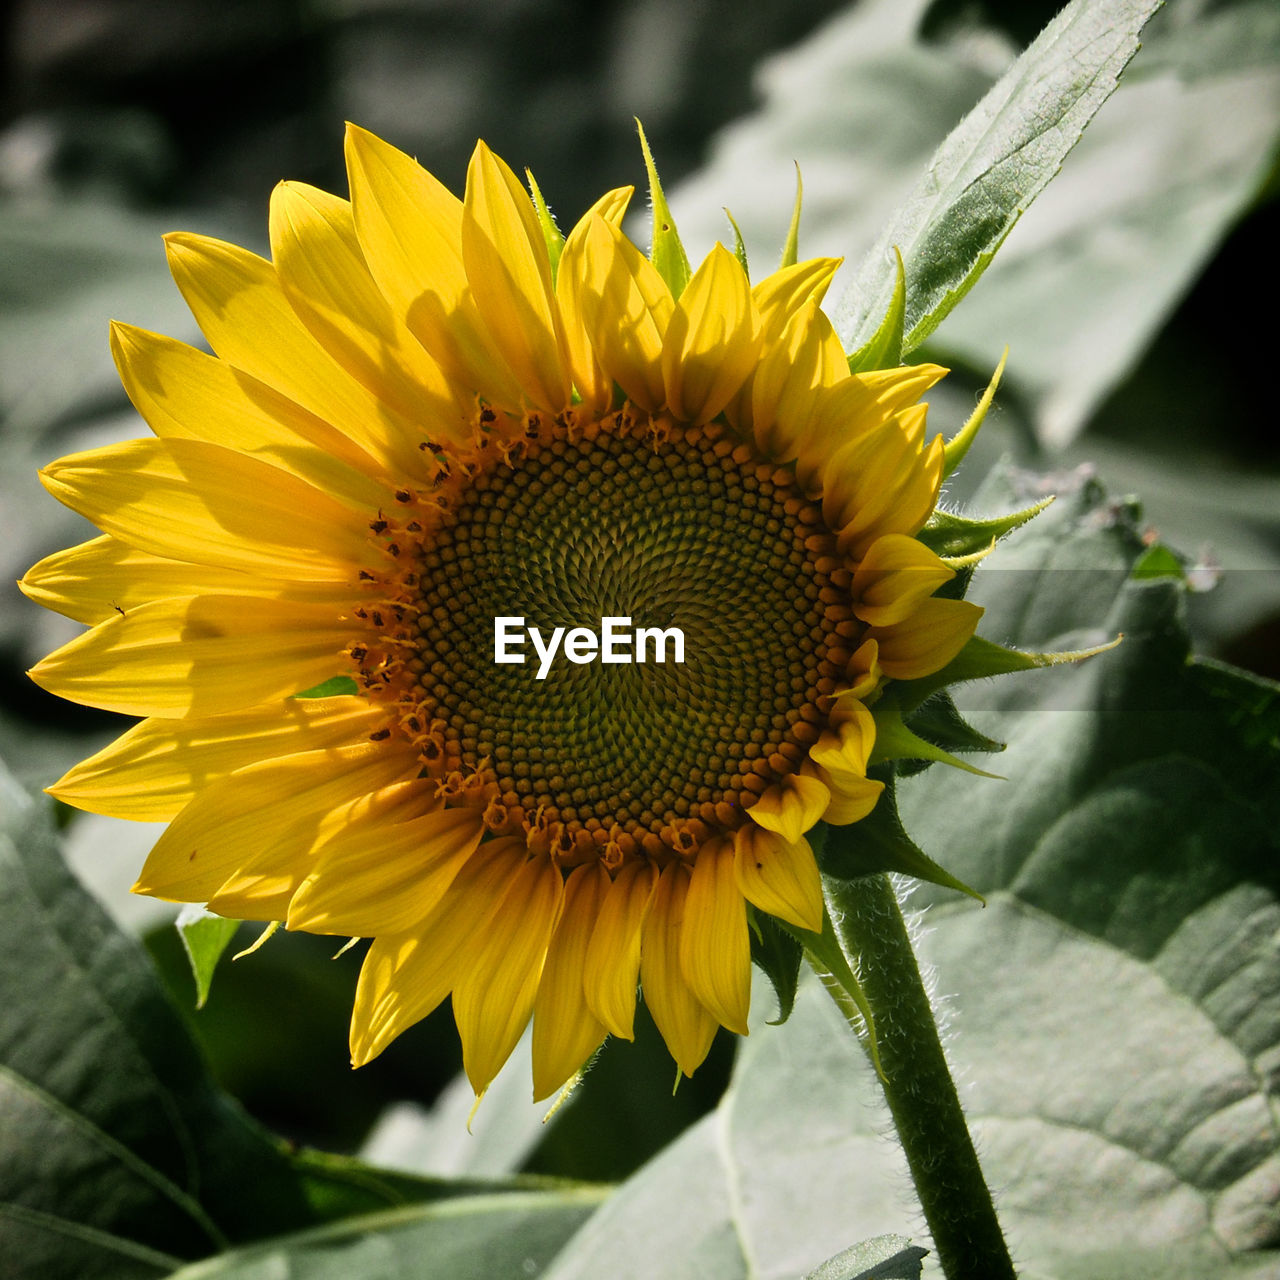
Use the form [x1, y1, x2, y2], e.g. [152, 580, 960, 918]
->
[669, 0, 1280, 448]
[527, 472, 1280, 1279]
[927, 0, 1280, 446]
[164, 1190, 605, 1279]
[0, 767, 599, 1278]
[834, 0, 1160, 357]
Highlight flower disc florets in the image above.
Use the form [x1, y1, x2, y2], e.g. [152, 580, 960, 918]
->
[362, 407, 845, 862]
[22, 126, 987, 1099]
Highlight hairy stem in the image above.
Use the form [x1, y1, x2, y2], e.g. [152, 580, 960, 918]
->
[814, 873, 1016, 1280]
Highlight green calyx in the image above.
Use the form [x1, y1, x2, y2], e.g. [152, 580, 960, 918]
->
[847, 247, 905, 374]
[636, 119, 692, 298]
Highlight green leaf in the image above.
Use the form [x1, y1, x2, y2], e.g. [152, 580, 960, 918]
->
[804, 1235, 927, 1280]
[747, 908, 803, 1025]
[837, 0, 1160, 356]
[0, 765, 600, 1279]
[891, 473, 1280, 1277]
[164, 1190, 606, 1279]
[845, 248, 905, 375]
[671, 1, 1279, 448]
[928, 0, 1280, 446]
[175, 905, 240, 1009]
[1056, 436, 1280, 660]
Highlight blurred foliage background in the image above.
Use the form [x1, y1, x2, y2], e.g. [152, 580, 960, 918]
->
[2, 0, 1277, 1191]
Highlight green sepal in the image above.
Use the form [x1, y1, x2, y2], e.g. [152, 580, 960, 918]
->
[724, 207, 750, 279]
[901, 632, 1123, 714]
[846, 247, 905, 374]
[816, 770, 983, 903]
[942, 348, 1007, 480]
[526, 168, 564, 286]
[176, 904, 241, 1009]
[1132, 543, 1185, 581]
[635, 119, 691, 298]
[294, 674, 358, 699]
[780, 163, 803, 270]
[775, 892, 883, 1079]
[900, 688, 1006, 760]
[747, 905, 802, 1025]
[869, 689, 1003, 779]
[917, 496, 1054, 560]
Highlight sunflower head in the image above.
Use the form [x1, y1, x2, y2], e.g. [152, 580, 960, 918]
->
[23, 125, 1005, 1100]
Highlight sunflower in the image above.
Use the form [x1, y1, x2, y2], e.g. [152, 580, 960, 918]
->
[22, 126, 982, 1100]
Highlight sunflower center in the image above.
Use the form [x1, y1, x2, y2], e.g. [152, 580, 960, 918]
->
[410, 418, 845, 848]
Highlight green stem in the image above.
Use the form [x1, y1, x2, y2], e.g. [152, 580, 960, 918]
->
[814, 873, 1016, 1280]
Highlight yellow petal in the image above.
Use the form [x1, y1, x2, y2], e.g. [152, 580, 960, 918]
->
[812, 767, 884, 826]
[852, 534, 955, 628]
[132, 740, 421, 905]
[164, 231, 429, 478]
[110, 323, 391, 511]
[661, 243, 760, 426]
[208, 774, 428, 920]
[746, 773, 830, 845]
[532, 863, 611, 1101]
[40, 438, 369, 582]
[463, 142, 571, 412]
[733, 824, 823, 934]
[679, 838, 751, 1035]
[268, 180, 469, 442]
[810, 699, 877, 775]
[794, 364, 945, 493]
[583, 858, 657, 1040]
[344, 124, 525, 413]
[807, 701, 885, 825]
[821, 421, 942, 560]
[453, 853, 564, 1095]
[865, 597, 984, 680]
[29, 595, 358, 718]
[287, 804, 485, 935]
[350, 838, 524, 1066]
[640, 861, 719, 1078]
[833, 638, 883, 704]
[748, 299, 847, 458]
[18, 535, 335, 627]
[751, 258, 842, 328]
[48, 695, 384, 820]
[822, 363, 948, 432]
[725, 258, 843, 433]
[556, 186, 633, 415]
[564, 216, 672, 412]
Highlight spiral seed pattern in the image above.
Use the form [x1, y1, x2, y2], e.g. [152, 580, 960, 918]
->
[411, 425, 842, 841]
